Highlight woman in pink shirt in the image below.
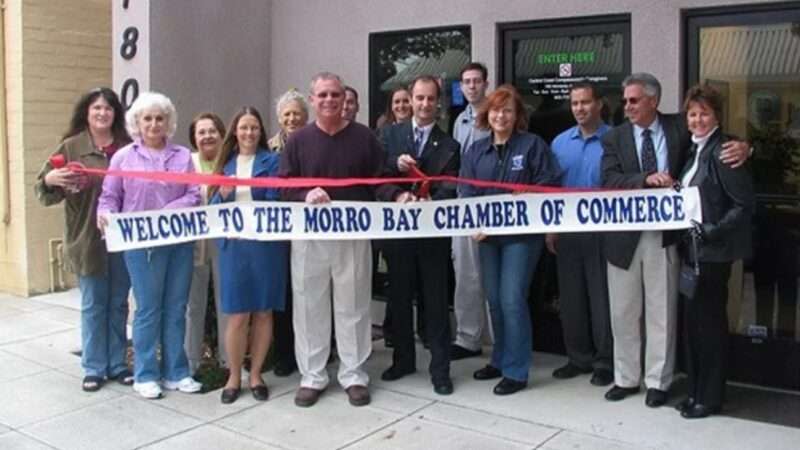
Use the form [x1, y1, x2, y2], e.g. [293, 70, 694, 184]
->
[98, 92, 201, 399]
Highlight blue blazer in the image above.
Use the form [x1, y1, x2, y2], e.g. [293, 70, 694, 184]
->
[210, 148, 280, 204]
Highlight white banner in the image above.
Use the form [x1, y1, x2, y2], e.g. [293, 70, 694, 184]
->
[104, 188, 702, 252]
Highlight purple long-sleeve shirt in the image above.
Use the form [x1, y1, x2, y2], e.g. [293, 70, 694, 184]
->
[97, 139, 200, 215]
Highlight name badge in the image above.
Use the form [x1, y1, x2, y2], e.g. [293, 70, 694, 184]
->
[511, 155, 524, 171]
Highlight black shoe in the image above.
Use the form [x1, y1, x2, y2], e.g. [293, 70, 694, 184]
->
[493, 377, 527, 395]
[433, 378, 454, 395]
[590, 369, 614, 386]
[681, 403, 720, 419]
[450, 344, 481, 360]
[381, 365, 415, 381]
[552, 363, 592, 379]
[645, 388, 668, 408]
[221, 387, 240, 404]
[473, 365, 502, 380]
[605, 385, 640, 401]
[675, 397, 695, 413]
[251, 384, 269, 401]
[273, 360, 296, 377]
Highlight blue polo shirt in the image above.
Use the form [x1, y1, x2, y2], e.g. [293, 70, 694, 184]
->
[551, 123, 610, 188]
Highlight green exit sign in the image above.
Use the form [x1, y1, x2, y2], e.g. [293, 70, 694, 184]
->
[537, 51, 595, 64]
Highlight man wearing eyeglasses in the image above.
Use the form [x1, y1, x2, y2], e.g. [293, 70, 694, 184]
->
[600, 72, 750, 408]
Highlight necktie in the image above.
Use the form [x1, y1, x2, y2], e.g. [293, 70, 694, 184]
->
[414, 128, 424, 157]
[641, 128, 657, 173]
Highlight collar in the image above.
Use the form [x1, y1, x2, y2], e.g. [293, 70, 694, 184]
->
[569, 122, 609, 141]
[633, 116, 662, 138]
[691, 126, 720, 146]
[132, 138, 179, 159]
[412, 118, 435, 134]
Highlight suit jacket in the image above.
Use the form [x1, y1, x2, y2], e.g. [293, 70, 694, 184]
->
[601, 113, 690, 269]
[680, 129, 754, 262]
[377, 122, 460, 201]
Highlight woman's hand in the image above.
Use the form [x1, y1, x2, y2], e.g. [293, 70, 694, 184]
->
[97, 214, 108, 235]
[472, 232, 487, 242]
[44, 168, 80, 189]
[219, 184, 234, 200]
[395, 191, 417, 203]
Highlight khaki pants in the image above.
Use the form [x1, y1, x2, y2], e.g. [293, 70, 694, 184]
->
[607, 231, 679, 391]
[292, 240, 372, 390]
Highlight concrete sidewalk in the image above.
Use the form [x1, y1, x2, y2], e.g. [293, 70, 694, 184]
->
[0, 290, 797, 450]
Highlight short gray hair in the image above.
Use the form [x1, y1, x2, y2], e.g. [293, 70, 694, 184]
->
[622, 72, 661, 104]
[275, 89, 309, 118]
[125, 92, 178, 140]
[309, 72, 344, 95]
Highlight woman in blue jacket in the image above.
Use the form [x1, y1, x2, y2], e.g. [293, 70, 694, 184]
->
[210, 107, 288, 404]
[461, 85, 561, 395]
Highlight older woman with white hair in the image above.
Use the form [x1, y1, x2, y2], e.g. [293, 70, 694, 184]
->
[97, 92, 202, 399]
[266, 89, 309, 377]
[267, 89, 309, 152]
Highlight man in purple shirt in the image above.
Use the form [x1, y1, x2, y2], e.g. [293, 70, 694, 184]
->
[547, 83, 614, 387]
[279, 72, 385, 408]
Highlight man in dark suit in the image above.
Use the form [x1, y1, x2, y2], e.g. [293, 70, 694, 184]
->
[601, 73, 750, 408]
[377, 75, 460, 395]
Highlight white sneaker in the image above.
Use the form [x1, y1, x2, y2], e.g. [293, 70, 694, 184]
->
[133, 381, 163, 399]
[163, 377, 202, 393]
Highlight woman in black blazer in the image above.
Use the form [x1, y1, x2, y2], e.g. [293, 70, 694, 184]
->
[677, 84, 754, 419]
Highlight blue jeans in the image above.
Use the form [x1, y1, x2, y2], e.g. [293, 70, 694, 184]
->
[124, 243, 193, 383]
[478, 236, 543, 382]
[78, 252, 131, 378]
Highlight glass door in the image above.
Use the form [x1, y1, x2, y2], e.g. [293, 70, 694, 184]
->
[498, 15, 631, 354]
[686, 3, 800, 390]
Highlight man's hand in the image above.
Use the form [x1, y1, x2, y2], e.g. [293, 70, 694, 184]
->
[545, 233, 558, 255]
[720, 140, 750, 169]
[305, 187, 331, 204]
[472, 232, 487, 242]
[395, 191, 417, 203]
[397, 154, 417, 173]
[645, 172, 674, 188]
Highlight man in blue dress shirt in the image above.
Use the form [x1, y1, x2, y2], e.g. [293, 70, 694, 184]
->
[548, 83, 614, 387]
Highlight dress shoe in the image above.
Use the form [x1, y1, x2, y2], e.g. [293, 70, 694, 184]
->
[552, 363, 592, 379]
[450, 344, 482, 360]
[433, 378, 454, 395]
[605, 385, 640, 401]
[681, 403, 720, 419]
[675, 397, 695, 413]
[473, 365, 502, 380]
[493, 377, 527, 395]
[381, 365, 415, 381]
[345, 385, 371, 406]
[645, 388, 668, 407]
[220, 387, 240, 404]
[251, 384, 269, 401]
[294, 387, 324, 407]
[590, 369, 614, 387]
[273, 360, 296, 377]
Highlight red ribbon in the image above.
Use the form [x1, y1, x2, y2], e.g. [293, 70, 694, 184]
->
[72, 166, 597, 194]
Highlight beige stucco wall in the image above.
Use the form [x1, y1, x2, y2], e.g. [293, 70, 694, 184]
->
[0, 0, 111, 296]
[268, 0, 776, 127]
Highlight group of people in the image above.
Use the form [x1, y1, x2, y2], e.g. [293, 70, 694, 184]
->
[36, 61, 753, 420]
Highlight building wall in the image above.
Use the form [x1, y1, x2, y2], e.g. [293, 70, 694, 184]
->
[149, 0, 272, 147]
[0, 0, 27, 295]
[268, 0, 773, 129]
[0, 0, 112, 296]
